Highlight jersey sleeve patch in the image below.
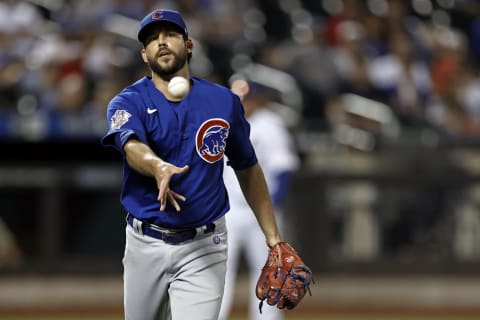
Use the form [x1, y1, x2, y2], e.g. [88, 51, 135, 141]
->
[110, 109, 132, 130]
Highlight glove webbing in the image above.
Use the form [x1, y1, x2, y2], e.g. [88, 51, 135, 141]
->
[292, 265, 314, 296]
[258, 265, 314, 313]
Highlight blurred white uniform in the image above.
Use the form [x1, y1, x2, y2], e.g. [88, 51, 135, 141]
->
[219, 105, 300, 320]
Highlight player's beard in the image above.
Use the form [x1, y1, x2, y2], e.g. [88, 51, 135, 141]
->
[147, 49, 188, 78]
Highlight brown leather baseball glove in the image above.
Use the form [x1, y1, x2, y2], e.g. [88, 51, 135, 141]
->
[255, 242, 313, 312]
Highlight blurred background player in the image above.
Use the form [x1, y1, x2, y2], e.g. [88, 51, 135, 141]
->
[219, 78, 300, 320]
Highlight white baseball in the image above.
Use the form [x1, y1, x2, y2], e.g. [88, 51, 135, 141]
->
[168, 76, 190, 98]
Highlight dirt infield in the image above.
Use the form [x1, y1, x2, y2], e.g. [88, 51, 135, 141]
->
[1, 274, 480, 319]
[1, 314, 480, 320]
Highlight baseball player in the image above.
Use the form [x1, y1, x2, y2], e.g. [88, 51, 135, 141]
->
[219, 79, 300, 320]
[101, 9, 283, 320]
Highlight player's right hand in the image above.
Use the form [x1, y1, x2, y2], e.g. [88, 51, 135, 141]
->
[153, 163, 189, 211]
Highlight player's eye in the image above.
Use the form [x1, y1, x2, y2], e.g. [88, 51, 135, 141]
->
[167, 31, 182, 38]
[143, 33, 159, 46]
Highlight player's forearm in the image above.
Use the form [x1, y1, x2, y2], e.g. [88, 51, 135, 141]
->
[235, 163, 282, 247]
[123, 138, 165, 177]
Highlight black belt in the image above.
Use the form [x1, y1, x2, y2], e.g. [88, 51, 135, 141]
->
[126, 213, 215, 244]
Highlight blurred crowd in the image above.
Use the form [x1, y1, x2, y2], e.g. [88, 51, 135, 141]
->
[1, 0, 480, 141]
[2, 0, 480, 271]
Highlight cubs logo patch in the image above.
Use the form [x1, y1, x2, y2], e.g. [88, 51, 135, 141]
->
[195, 118, 230, 163]
[152, 10, 164, 20]
[212, 235, 221, 245]
[110, 109, 131, 130]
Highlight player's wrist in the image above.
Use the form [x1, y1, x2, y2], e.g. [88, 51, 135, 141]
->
[266, 238, 282, 248]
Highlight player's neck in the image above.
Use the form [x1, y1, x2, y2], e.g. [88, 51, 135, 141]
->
[151, 71, 191, 101]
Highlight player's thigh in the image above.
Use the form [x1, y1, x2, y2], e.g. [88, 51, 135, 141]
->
[123, 226, 171, 320]
[169, 227, 228, 320]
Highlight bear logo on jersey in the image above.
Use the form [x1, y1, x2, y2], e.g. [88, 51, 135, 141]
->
[196, 118, 230, 163]
[110, 109, 132, 130]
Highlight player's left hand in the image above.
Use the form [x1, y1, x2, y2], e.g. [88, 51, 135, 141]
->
[153, 163, 189, 211]
[256, 242, 313, 312]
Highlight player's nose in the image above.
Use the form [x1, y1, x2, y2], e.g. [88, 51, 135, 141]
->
[155, 33, 168, 45]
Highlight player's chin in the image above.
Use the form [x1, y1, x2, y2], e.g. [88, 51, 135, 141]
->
[151, 63, 174, 76]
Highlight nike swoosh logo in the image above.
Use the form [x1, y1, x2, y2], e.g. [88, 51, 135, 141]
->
[147, 108, 157, 114]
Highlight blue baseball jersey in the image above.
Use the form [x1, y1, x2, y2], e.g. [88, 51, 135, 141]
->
[101, 76, 257, 228]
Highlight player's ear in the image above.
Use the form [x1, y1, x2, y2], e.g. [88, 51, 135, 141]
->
[186, 39, 193, 53]
[141, 48, 148, 63]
